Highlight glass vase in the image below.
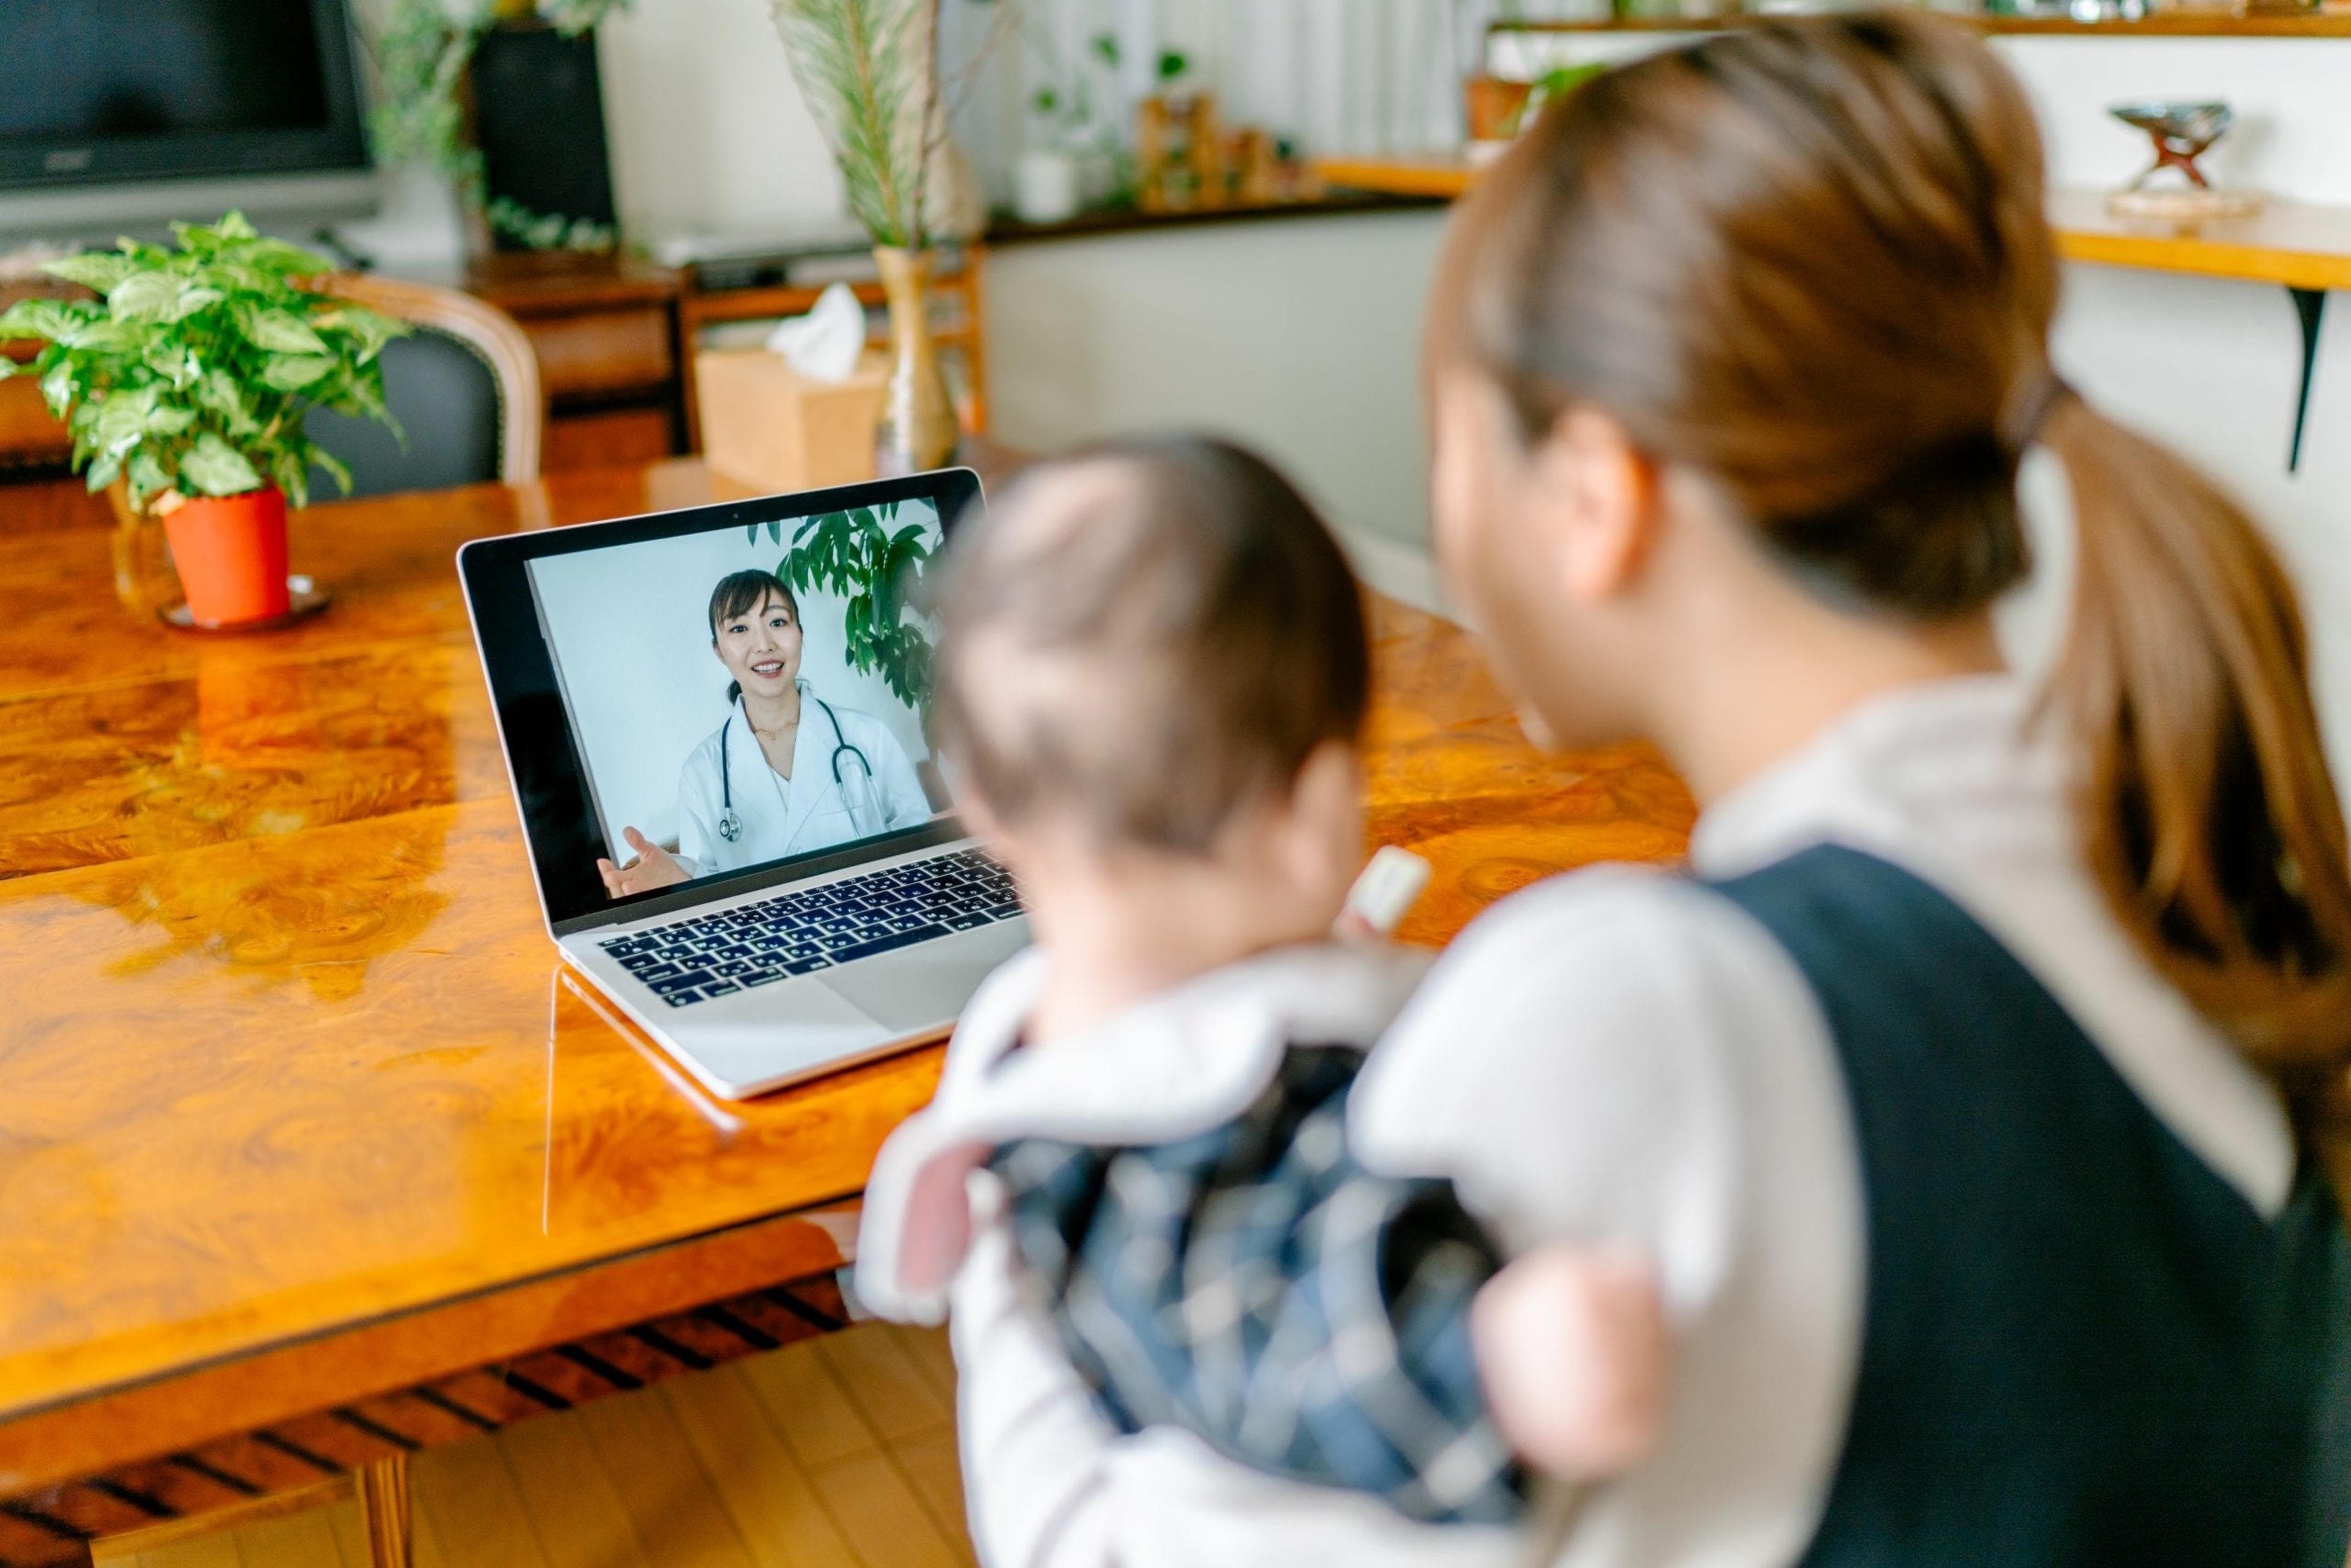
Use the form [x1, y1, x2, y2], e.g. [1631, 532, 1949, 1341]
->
[872, 246, 961, 475]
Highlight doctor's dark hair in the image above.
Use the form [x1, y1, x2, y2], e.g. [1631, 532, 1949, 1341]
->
[929, 436, 1369, 853]
[1428, 12, 2351, 1147]
[708, 569, 800, 705]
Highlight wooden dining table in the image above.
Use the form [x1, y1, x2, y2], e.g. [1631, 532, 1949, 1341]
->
[0, 459, 1695, 1568]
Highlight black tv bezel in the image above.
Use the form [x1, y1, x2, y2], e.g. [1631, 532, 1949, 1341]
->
[458, 468, 987, 939]
[0, 0, 370, 192]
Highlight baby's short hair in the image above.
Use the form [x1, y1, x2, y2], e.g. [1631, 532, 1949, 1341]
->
[931, 436, 1369, 853]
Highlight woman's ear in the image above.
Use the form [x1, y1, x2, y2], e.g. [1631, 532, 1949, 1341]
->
[1531, 407, 1664, 602]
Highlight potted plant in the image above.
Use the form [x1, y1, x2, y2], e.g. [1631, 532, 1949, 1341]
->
[365, 0, 631, 254]
[1014, 28, 1121, 225]
[0, 214, 407, 627]
[768, 0, 964, 474]
[754, 501, 938, 705]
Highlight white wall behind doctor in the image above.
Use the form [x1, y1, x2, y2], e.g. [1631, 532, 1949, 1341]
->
[527, 503, 940, 857]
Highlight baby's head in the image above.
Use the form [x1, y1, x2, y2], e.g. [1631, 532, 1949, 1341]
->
[931, 437, 1370, 951]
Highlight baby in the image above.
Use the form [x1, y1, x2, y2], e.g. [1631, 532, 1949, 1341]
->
[855, 437, 1666, 1558]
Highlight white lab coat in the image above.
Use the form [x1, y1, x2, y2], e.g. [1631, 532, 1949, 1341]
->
[672, 685, 932, 877]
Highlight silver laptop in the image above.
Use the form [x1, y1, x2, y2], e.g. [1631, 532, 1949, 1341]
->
[459, 467, 1027, 1100]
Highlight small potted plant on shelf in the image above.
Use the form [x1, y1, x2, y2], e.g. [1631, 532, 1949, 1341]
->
[0, 213, 407, 629]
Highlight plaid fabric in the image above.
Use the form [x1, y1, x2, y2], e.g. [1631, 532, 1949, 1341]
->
[990, 1045, 1527, 1525]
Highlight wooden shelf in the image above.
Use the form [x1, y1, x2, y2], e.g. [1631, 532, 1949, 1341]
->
[1494, 12, 2351, 38]
[1315, 156, 1477, 201]
[2047, 189, 2351, 290]
[1316, 157, 2351, 291]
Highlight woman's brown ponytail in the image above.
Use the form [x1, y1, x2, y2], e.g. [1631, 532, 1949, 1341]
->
[2038, 396, 2351, 1145]
[1429, 10, 2351, 1153]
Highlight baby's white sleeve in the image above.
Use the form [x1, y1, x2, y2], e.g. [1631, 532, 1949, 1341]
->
[948, 1184, 1124, 1568]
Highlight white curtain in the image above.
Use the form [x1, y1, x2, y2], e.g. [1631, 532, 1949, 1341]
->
[940, 0, 1605, 200]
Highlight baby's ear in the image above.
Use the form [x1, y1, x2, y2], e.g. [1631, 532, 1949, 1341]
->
[952, 786, 1018, 868]
[1290, 738, 1365, 819]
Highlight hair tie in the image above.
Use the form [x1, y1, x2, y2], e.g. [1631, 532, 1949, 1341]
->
[2006, 370, 2076, 452]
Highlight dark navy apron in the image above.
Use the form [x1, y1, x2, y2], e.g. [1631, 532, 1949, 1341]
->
[1711, 844, 2350, 1568]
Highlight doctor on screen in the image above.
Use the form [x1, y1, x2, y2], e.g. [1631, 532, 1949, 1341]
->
[597, 569, 932, 899]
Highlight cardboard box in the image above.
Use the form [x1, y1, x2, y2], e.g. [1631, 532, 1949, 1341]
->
[695, 348, 888, 493]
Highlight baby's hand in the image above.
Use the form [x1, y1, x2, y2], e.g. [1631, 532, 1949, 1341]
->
[1472, 1244, 1668, 1480]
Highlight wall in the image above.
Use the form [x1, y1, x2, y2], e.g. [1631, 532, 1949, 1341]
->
[984, 209, 1448, 564]
[981, 209, 2351, 790]
[586, 13, 2351, 781]
[594, 0, 845, 244]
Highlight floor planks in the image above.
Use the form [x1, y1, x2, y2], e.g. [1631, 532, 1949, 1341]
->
[99, 1324, 971, 1568]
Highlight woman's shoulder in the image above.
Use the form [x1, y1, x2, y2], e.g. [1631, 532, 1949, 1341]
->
[1414, 861, 1797, 1002]
[1355, 865, 1823, 1184]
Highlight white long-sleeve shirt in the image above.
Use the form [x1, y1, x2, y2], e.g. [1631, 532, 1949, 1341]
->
[1355, 672, 2294, 1568]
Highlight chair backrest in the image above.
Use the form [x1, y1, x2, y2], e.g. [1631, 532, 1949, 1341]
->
[304, 274, 544, 498]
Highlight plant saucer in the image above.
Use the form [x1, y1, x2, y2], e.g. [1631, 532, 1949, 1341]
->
[159, 575, 332, 633]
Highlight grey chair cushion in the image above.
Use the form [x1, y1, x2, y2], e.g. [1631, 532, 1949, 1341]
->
[304, 328, 504, 500]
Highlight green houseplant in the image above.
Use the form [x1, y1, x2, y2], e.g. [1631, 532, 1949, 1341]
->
[366, 0, 631, 252]
[0, 214, 408, 626]
[751, 502, 938, 706]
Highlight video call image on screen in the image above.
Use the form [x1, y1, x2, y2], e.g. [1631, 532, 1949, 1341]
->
[527, 500, 951, 890]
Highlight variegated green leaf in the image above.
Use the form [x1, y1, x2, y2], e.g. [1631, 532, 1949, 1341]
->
[127, 449, 172, 508]
[108, 271, 187, 321]
[262, 354, 337, 392]
[39, 252, 135, 294]
[236, 304, 329, 355]
[0, 297, 90, 343]
[163, 285, 225, 323]
[181, 433, 263, 497]
[310, 443, 353, 499]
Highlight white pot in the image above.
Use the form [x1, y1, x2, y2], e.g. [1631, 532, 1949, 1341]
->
[1013, 149, 1084, 225]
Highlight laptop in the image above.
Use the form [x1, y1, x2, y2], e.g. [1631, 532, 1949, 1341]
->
[459, 467, 1028, 1100]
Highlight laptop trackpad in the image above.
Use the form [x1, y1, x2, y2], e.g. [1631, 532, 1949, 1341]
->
[823, 919, 1031, 1032]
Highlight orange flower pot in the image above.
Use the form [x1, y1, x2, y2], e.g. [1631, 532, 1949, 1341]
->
[1463, 75, 1533, 143]
[163, 487, 290, 626]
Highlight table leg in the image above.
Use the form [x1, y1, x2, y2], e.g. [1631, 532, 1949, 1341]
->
[356, 1455, 412, 1568]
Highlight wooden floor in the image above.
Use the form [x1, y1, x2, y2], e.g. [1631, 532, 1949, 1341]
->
[97, 1324, 972, 1568]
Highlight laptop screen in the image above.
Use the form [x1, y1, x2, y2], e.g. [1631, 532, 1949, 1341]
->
[462, 469, 983, 934]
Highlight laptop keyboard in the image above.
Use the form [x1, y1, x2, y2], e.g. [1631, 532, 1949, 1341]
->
[596, 847, 1021, 1008]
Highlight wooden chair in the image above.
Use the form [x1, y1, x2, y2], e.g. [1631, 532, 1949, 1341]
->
[312, 273, 545, 494]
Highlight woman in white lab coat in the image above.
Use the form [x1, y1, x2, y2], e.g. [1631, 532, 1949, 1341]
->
[597, 569, 932, 898]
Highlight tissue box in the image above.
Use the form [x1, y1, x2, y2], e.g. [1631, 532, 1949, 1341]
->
[695, 348, 888, 493]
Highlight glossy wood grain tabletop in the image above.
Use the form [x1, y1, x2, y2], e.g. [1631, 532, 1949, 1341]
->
[0, 460, 1693, 1493]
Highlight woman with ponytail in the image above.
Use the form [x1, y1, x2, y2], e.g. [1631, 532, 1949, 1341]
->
[1351, 11, 2351, 1566]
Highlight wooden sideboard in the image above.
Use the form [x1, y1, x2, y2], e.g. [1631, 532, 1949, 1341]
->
[462, 251, 689, 473]
[0, 248, 991, 481]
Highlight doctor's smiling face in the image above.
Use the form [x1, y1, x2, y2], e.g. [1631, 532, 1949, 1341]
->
[710, 574, 803, 703]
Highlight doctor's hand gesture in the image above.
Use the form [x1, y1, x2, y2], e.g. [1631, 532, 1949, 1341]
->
[599, 826, 691, 899]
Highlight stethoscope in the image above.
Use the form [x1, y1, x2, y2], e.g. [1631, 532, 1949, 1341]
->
[714, 688, 873, 844]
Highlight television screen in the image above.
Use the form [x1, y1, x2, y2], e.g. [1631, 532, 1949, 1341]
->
[0, 0, 366, 190]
